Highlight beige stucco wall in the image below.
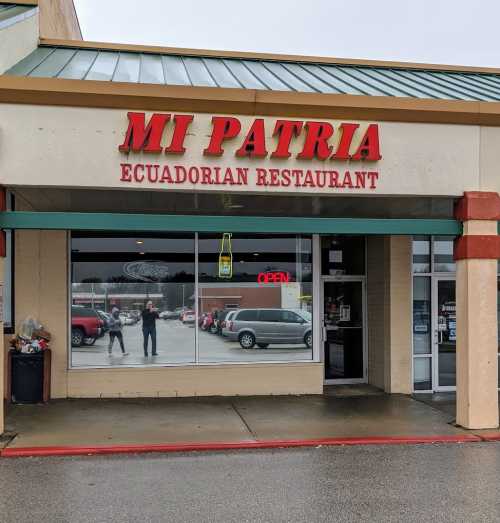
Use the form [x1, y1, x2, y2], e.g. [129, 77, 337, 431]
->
[68, 363, 323, 398]
[367, 236, 388, 390]
[387, 236, 412, 393]
[0, 12, 38, 74]
[15, 229, 69, 397]
[479, 126, 500, 193]
[0, 104, 481, 197]
[367, 235, 412, 393]
[456, 257, 499, 428]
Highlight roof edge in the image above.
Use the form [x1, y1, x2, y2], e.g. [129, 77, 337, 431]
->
[39, 37, 500, 75]
[2, 75, 500, 126]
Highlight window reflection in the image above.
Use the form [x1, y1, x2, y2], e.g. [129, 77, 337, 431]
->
[198, 234, 313, 363]
[70, 233, 314, 367]
[71, 234, 195, 367]
[412, 236, 430, 273]
[414, 358, 432, 391]
[413, 277, 431, 354]
[433, 236, 455, 272]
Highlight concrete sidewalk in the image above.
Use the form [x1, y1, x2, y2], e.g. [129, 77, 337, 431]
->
[2, 387, 489, 454]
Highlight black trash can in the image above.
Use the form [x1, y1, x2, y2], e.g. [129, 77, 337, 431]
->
[10, 352, 45, 404]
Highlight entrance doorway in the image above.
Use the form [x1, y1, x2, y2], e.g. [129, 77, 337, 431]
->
[433, 278, 456, 390]
[322, 279, 366, 383]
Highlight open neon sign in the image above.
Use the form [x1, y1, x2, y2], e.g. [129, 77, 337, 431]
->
[257, 271, 291, 284]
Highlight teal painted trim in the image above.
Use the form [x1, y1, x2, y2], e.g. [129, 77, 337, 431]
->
[0, 212, 462, 235]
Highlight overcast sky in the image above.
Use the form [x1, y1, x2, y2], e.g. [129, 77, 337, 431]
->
[74, 0, 499, 67]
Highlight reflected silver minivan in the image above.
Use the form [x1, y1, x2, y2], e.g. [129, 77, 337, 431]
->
[226, 308, 312, 349]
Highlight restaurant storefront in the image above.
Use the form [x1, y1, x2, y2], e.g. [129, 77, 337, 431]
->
[1, 0, 500, 433]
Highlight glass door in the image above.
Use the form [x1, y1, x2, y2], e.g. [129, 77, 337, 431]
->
[433, 278, 456, 390]
[323, 280, 366, 383]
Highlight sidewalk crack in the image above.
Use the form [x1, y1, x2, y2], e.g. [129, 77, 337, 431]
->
[230, 402, 258, 441]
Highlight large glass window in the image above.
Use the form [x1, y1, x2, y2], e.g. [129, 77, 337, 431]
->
[198, 234, 313, 362]
[437, 279, 456, 387]
[70, 232, 313, 367]
[412, 236, 430, 273]
[71, 234, 195, 367]
[433, 236, 455, 273]
[414, 358, 432, 391]
[413, 277, 431, 355]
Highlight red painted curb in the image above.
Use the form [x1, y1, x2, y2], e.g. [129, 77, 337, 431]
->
[0, 434, 482, 458]
[478, 433, 500, 442]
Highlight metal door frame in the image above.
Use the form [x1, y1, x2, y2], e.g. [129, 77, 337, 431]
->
[321, 276, 368, 385]
[432, 276, 456, 392]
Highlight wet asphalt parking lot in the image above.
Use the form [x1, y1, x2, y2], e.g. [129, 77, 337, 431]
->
[1, 442, 500, 522]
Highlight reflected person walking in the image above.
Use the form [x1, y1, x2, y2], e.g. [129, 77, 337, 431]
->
[142, 300, 159, 357]
[108, 307, 128, 357]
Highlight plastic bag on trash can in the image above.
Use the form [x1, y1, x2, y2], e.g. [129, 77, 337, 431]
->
[18, 317, 41, 339]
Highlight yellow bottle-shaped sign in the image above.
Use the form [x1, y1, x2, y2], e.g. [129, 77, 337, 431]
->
[218, 233, 233, 279]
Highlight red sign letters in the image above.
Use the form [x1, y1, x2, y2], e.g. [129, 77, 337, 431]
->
[257, 271, 291, 284]
[119, 112, 382, 161]
[118, 113, 382, 191]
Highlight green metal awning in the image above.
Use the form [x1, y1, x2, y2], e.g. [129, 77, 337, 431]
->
[0, 211, 462, 235]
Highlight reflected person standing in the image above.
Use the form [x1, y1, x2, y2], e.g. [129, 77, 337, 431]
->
[142, 300, 159, 357]
[108, 307, 128, 357]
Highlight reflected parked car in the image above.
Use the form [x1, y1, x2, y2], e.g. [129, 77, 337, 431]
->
[161, 310, 180, 320]
[96, 310, 111, 333]
[226, 308, 312, 349]
[221, 310, 237, 337]
[119, 313, 135, 326]
[214, 309, 233, 335]
[71, 306, 104, 347]
[128, 310, 141, 323]
[181, 309, 196, 324]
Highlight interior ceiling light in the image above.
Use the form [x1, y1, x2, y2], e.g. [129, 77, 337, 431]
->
[136, 240, 144, 245]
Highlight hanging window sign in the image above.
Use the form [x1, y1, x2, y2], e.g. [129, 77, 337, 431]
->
[448, 320, 457, 342]
[257, 271, 291, 284]
[339, 304, 351, 322]
[123, 260, 170, 282]
[218, 233, 233, 279]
